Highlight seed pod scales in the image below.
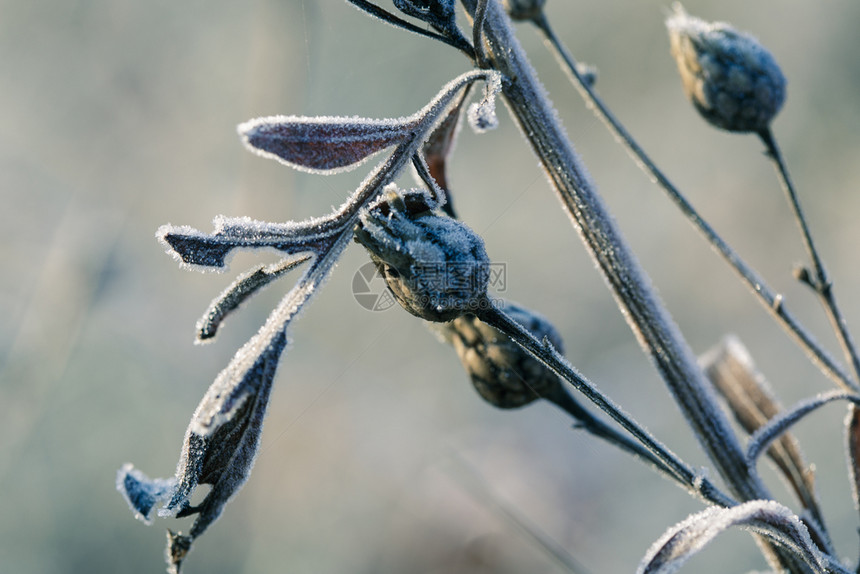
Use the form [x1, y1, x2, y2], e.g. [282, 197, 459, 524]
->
[666, 5, 786, 133]
[354, 188, 490, 322]
[450, 302, 564, 409]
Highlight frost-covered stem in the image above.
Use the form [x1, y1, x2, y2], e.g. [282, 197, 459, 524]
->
[461, 0, 765, 505]
[476, 303, 737, 509]
[533, 14, 857, 394]
[545, 386, 678, 481]
[759, 128, 860, 386]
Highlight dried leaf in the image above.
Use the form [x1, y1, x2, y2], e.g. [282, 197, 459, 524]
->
[238, 114, 419, 174]
[196, 255, 311, 342]
[701, 336, 818, 517]
[846, 406, 860, 517]
[638, 501, 830, 574]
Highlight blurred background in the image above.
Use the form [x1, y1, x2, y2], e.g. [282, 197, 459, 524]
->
[3, 0, 860, 572]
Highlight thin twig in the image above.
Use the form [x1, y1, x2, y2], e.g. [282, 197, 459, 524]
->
[475, 302, 737, 509]
[759, 127, 860, 385]
[532, 13, 858, 395]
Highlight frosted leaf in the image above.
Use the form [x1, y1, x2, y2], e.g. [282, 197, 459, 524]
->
[116, 464, 177, 525]
[196, 255, 311, 343]
[419, 86, 470, 216]
[638, 501, 829, 574]
[238, 114, 419, 174]
[157, 217, 335, 271]
[467, 71, 501, 133]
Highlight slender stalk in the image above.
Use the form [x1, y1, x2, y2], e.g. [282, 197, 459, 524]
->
[461, 0, 766, 505]
[759, 128, 860, 384]
[532, 13, 858, 395]
[476, 303, 737, 509]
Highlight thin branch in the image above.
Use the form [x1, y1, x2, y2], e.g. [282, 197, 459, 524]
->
[759, 127, 860, 385]
[475, 302, 737, 509]
[531, 13, 858, 395]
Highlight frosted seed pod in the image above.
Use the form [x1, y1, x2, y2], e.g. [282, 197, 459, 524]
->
[450, 301, 564, 409]
[503, 0, 546, 21]
[354, 189, 490, 322]
[666, 5, 786, 133]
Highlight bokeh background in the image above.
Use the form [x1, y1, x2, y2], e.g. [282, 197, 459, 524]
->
[4, 1, 860, 572]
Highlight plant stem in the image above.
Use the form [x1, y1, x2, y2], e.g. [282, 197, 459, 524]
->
[532, 13, 858, 395]
[759, 128, 860, 385]
[476, 303, 736, 509]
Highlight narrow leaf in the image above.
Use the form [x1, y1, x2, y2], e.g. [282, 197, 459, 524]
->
[638, 501, 830, 574]
[157, 216, 337, 271]
[238, 114, 419, 174]
[196, 255, 311, 342]
[701, 336, 819, 519]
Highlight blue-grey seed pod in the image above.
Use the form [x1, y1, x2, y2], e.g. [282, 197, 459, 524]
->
[448, 301, 564, 409]
[666, 5, 786, 133]
[354, 189, 490, 322]
[502, 0, 546, 21]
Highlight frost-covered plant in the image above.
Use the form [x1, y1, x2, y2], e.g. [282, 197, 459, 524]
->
[117, 1, 860, 572]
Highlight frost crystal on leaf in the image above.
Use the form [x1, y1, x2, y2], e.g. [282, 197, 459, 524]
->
[467, 71, 501, 133]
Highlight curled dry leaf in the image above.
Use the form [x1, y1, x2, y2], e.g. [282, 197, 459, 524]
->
[637, 501, 831, 574]
[701, 336, 819, 519]
[196, 255, 311, 342]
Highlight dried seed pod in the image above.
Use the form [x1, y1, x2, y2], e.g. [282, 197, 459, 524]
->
[666, 5, 786, 133]
[449, 301, 564, 409]
[502, 0, 546, 21]
[354, 188, 490, 322]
